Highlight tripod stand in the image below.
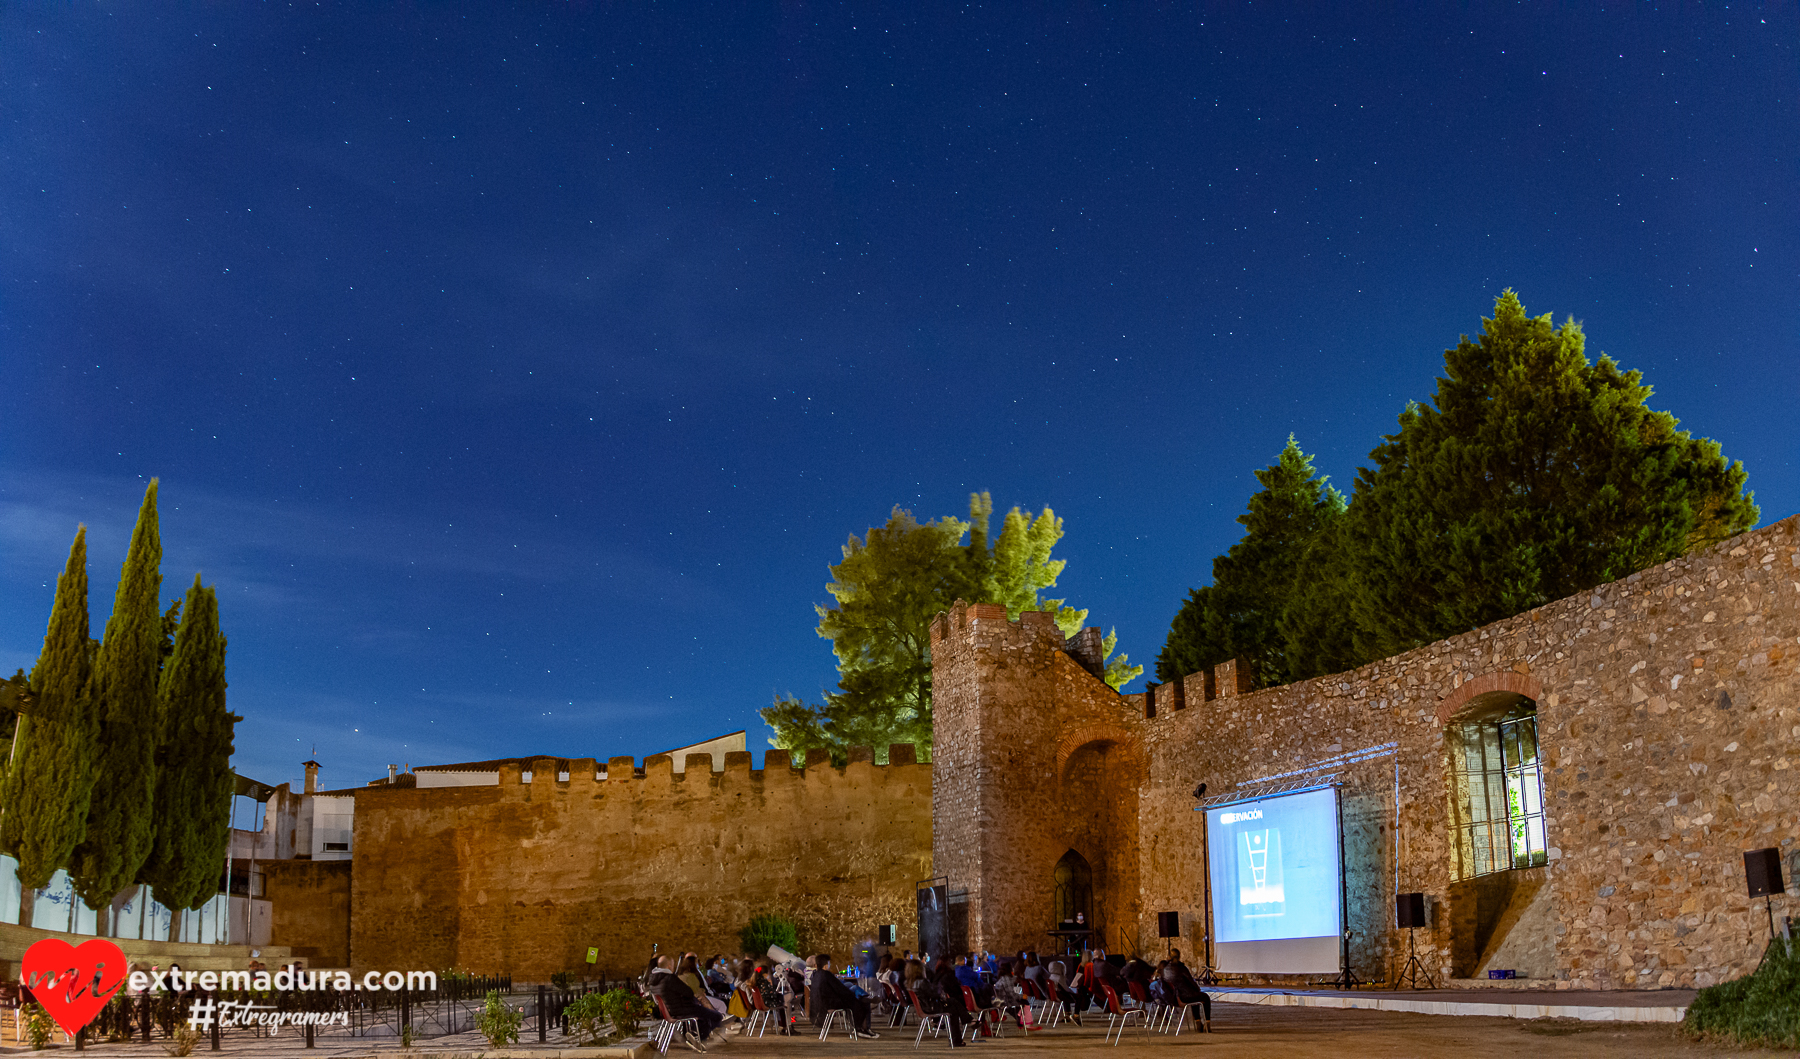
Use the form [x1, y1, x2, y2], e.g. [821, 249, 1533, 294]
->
[1395, 926, 1435, 989]
[1328, 930, 1364, 990]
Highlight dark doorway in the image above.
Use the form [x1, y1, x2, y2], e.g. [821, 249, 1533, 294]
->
[1052, 849, 1093, 927]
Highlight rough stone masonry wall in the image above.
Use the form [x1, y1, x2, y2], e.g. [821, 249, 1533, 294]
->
[1136, 514, 1800, 990]
[931, 604, 1149, 956]
[264, 860, 352, 968]
[350, 749, 932, 979]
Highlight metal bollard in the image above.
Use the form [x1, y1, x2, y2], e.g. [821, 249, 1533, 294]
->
[537, 985, 547, 1042]
[210, 1010, 221, 1051]
[141, 994, 153, 1043]
[304, 1017, 315, 1049]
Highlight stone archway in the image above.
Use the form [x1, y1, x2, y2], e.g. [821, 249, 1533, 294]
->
[1054, 726, 1146, 954]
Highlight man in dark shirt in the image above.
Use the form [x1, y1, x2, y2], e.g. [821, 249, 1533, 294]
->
[809, 954, 879, 1038]
[645, 955, 723, 1046]
[951, 955, 992, 1008]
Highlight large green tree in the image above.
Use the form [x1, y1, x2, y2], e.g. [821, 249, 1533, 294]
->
[141, 576, 238, 912]
[1157, 436, 1344, 688]
[765, 492, 1136, 760]
[1343, 290, 1758, 660]
[71, 481, 162, 920]
[0, 528, 99, 894]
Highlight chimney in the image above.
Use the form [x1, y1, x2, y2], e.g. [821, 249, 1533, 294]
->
[302, 760, 321, 794]
[387, 764, 398, 782]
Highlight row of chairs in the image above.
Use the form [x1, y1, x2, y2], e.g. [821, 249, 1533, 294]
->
[649, 975, 1210, 1051]
[1024, 978, 1210, 1047]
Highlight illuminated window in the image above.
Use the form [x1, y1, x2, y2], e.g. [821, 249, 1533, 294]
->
[1449, 701, 1547, 879]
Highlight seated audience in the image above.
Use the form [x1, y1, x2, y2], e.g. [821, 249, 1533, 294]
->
[1162, 951, 1212, 1030]
[952, 955, 991, 1007]
[645, 955, 723, 1044]
[808, 954, 879, 1037]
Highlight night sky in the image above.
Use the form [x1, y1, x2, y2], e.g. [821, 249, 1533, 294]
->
[2, 5, 1794, 792]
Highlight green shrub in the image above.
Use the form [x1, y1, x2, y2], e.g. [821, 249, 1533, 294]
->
[597, 989, 653, 1040]
[22, 1003, 54, 1050]
[550, 971, 573, 990]
[1684, 936, 1800, 1048]
[475, 990, 523, 1047]
[740, 911, 800, 957]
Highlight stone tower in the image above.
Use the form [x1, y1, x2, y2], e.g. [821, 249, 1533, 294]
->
[929, 601, 1148, 955]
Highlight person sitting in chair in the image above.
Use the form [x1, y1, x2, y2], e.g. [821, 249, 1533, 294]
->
[1162, 951, 1212, 1032]
[952, 955, 992, 1008]
[809, 954, 879, 1038]
[646, 954, 723, 1047]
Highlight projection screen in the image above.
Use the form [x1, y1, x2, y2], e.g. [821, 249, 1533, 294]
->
[1205, 785, 1342, 973]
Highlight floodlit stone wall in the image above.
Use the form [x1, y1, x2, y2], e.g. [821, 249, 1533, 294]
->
[330, 515, 1797, 991]
[1137, 514, 1800, 989]
[933, 514, 1800, 990]
[264, 859, 352, 968]
[348, 748, 932, 979]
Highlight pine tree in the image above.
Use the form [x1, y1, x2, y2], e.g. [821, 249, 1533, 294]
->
[141, 577, 238, 912]
[1344, 291, 1759, 659]
[1157, 437, 1345, 688]
[0, 528, 99, 892]
[71, 481, 162, 921]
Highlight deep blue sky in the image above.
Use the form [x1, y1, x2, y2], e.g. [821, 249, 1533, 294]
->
[2, 4, 1794, 791]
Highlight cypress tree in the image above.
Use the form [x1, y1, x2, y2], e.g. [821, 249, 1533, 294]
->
[1344, 291, 1759, 660]
[0, 528, 99, 892]
[141, 577, 238, 912]
[71, 481, 162, 923]
[1157, 437, 1345, 688]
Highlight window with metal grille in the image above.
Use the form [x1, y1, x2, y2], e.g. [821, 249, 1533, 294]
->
[1449, 703, 1547, 879]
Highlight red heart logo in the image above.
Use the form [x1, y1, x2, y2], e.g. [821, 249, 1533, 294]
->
[21, 938, 128, 1037]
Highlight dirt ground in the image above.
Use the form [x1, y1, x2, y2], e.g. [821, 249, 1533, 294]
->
[712, 1001, 1787, 1059]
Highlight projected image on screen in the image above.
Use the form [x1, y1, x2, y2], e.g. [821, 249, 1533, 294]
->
[1205, 786, 1341, 973]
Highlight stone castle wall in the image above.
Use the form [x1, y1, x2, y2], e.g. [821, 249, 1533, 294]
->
[263, 860, 352, 968]
[348, 748, 932, 979]
[932, 515, 1800, 990]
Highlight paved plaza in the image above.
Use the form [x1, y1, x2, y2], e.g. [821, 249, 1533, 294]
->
[3, 1000, 1781, 1059]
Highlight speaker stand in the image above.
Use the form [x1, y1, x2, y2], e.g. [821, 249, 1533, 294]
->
[1396, 926, 1435, 990]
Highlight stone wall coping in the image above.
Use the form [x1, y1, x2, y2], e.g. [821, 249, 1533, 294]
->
[1130, 513, 1797, 725]
[353, 745, 929, 796]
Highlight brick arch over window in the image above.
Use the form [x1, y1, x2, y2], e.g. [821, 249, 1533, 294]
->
[1436, 670, 1545, 726]
[1054, 723, 1146, 781]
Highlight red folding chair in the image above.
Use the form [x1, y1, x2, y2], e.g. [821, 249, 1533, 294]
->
[960, 986, 1003, 1039]
[1023, 979, 1064, 1028]
[650, 995, 701, 1055]
[1098, 983, 1146, 1046]
[741, 987, 773, 1038]
[885, 982, 912, 1028]
[906, 988, 954, 1048]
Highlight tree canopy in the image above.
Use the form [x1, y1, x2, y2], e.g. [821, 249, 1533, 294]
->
[1156, 436, 1344, 687]
[1160, 291, 1759, 688]
[765, 492, 1138, 761]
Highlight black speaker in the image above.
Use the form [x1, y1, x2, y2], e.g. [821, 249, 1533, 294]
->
[1157, 911, 1180, 938]
[878, 924, 896, 945]
[1396, 892, 1426, 929]
[1745, 848, 1784, 898]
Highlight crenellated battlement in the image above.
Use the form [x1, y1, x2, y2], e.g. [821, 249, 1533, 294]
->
[373, 745, 929, 803]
